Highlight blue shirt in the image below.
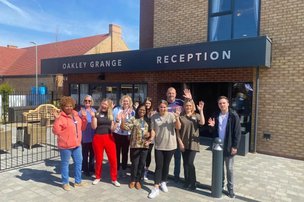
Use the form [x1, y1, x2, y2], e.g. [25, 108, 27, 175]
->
[167, 99, 184, 113]
[79, 107, 96, 143]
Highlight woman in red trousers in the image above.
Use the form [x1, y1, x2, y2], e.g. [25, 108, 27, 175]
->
[91, 98, 120, 187]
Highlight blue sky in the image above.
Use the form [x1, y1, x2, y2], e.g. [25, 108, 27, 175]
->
[0, 0, 140, 50]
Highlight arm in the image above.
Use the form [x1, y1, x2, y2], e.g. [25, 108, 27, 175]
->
[231, 113, 242, 154]
[176, 129, 185, 152]
[197, 101, 205, 125]
[80, 109, 88, 131]
[91, 111, 97, 130]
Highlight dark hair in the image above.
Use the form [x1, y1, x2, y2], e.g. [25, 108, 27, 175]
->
[135, 103, 146, 119]
[144, 97, 153, 112]
[217, 96, 229, 103]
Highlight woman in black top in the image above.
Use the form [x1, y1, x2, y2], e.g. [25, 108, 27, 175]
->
[91, 98, 120, 187]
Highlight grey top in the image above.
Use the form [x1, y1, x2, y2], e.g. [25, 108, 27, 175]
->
[151, 112, 177, 151]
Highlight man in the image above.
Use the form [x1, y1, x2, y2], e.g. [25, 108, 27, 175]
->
[166, 87, 192, 182]
[208, 96, 241, 198]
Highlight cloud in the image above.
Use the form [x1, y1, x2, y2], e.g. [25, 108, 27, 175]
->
[0, 0, 28, 18]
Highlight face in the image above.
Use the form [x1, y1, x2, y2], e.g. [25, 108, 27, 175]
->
[184, 102, 193, 114]
[137, 106, 146, 118]
[122, 98, 130, 109]
[100, 101, 109, 112]
[158, 103, 168, 115]
[84, 97, 92, 107]
[63, 103, 74, 115]
[166, 89, 176, 102]
[145, 100, 151, 109]
[218, 98, 229, 113]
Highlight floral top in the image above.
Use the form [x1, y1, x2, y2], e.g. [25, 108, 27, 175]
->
[122, 117, 150, 149]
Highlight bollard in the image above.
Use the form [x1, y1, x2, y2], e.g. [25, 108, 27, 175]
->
[211, 137, 223, 198]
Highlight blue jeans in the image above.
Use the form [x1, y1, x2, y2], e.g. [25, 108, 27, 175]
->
[59, 146, 83, 185]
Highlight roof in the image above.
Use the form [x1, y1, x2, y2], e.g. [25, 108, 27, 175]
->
[0, 34, 108, 76]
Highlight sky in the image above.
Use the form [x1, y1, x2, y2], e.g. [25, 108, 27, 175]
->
[0, 0, 140, 50]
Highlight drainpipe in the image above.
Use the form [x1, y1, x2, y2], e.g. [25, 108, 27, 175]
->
[252, 66, 260, 153]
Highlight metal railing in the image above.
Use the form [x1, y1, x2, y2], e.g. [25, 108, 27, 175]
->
[0, 92, 60, 172]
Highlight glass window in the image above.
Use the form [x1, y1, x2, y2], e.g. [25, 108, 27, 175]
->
[231, 83, 253, 135]
[209, 15, 232, 41]
[210, 0, 231, 14]
[134, 84, 147, 104]
[121, 84, 133, 99]
[208, 0, 260, 41]
[233, 0, 259, 38]
[91, 84, 103, 107]
[80, 84, 89, 105]
[106, 86, 118, 105]
[70, 84, 79, 104]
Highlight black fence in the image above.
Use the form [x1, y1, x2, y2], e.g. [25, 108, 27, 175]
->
[0, 92, 60, 172]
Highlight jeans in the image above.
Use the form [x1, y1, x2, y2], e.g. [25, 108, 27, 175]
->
[223, 156, 234, 192]
[59, 146, 83, 185]
[173, 149, 181, 179]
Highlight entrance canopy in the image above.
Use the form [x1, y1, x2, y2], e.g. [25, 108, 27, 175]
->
[41, 36, 271, 75]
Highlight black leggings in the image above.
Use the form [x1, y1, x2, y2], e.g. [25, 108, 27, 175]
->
[113, 133, 130, 170]
[182, 150, 197, 186]
[154, 149, 175, 185]
[145, 143, 154, 168]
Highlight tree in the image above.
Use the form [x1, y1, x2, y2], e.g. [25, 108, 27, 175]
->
[0, 83, 14, 123]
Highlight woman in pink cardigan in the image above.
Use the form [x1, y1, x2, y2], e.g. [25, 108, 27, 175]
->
[52, 96, 88, 191]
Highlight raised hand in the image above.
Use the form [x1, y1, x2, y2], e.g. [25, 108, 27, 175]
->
[174, 106, 181, 117]
[81, 108, 87, 117]
[197, 101, 204, 112]
[52, 109, 61, 119]
[183, 88, 192, 100]
[208, 117, 215, 127]
[90, 109, 95, 117]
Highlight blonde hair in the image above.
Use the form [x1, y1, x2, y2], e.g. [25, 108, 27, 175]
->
[98, 98, 114, 121]
[183, 99, 196, 115]
[83, 95, 94, 106]
[119, 95, 133, 110]
[59, 96, 76, 110]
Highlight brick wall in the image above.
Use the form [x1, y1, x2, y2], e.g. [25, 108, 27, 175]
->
[150, 0, 304, 159]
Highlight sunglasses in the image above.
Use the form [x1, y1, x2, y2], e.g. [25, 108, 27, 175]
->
[84, 100, 92, 103]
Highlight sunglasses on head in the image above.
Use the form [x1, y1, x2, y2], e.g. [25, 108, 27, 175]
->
[84, 100, 92, 103]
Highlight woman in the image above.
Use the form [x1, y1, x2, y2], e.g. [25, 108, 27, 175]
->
[121, 103, 151, 190]
[90, 98, 120, 187]
[148, 100, 181, 199]
[113, 95, 135, 177]
[52, 96, 88, 191]
[79, 95, 96, 177]
[143, 97, 156, 180]
[178, 99, 205, 190]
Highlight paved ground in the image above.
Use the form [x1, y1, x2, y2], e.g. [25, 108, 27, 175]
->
[0, 138, 303, 202]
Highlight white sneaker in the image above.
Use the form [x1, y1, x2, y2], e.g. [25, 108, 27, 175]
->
[160, 182, 168, 193]
[92, 179, 100, 185]
[112, 180, 121, 187]
[148, 188, 160, 199]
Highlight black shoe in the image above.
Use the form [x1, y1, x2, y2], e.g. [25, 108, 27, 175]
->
[174, 176, 180, 183]
[188, 184, 197, 191]
[183, 183, 190, 189]
[228, 191, 235, 198]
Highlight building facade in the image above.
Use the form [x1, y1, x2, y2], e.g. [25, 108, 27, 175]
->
[42, 0, 303, 160]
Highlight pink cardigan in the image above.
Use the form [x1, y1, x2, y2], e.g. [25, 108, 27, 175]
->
[52, 110, 87, 149]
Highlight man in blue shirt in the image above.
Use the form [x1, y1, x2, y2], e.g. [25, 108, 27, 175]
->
[166, 87, 192, 182]
[208, 96, 241, 198]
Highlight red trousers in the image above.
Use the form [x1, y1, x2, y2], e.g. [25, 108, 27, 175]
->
[92, 134, 117, 180]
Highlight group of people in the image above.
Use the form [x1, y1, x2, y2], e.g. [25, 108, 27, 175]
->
[51, 87, 241, 199]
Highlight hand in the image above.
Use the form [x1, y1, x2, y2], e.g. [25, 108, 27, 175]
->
[179, 142, 185, 152]
[174, 106, 181, 117]
[208, 118, 215, 127]
[183, 89, 192, 100]
[52, 109, 61, 119]
[231, 147, 237, 156]
[81, 108, 87, 117]
[197, 101, 204, 112]
[90, 110, 95, 117]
